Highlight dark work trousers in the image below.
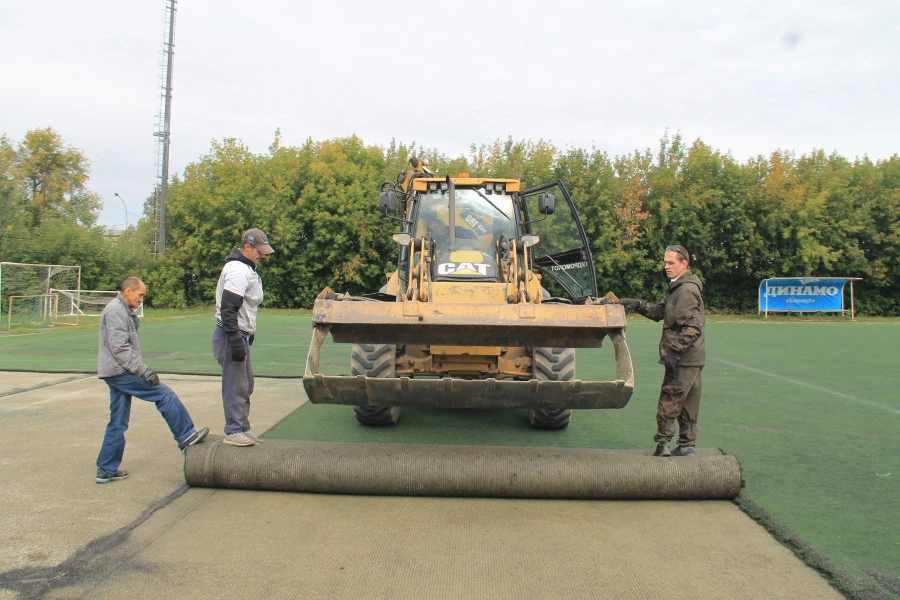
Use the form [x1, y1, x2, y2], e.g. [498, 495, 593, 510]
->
[653, 365, 702, 446]
[212, 326, 254, 435]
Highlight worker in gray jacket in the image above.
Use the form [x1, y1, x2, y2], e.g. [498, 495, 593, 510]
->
[96, 277, 208, 483]
[616, 245, 706, 457]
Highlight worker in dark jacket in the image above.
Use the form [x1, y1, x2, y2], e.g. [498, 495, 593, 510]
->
[617, 245, 705, 457]
[212, 228, 275, 447]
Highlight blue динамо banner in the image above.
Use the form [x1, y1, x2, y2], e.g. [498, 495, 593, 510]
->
[758, 278, 846, 311]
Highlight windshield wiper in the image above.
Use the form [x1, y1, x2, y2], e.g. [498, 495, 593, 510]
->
[473, 189, 511, 220]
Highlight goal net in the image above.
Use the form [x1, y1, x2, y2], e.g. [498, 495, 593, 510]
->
[5, 294, 59, 330]
[0, 262, 81, 328]
[52, 289, 143, 319]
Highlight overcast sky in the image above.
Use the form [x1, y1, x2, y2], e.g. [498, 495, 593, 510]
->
[3, 0, 898, 229]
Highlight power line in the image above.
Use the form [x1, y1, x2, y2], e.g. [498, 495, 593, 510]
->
[93, 145, 155, 163]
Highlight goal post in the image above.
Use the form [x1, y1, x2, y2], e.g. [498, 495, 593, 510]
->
[6, 294, 59, 330]
[52, 289, 143, 320]
[1, 263, 82, 328]
[0, 262, 82, 326]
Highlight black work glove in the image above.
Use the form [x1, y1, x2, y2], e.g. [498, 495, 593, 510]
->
[142, 368, 160, 386]
[617, 298, 643, 310]
[229, 333, 246, 362]
[664, 351, 679, 378]
[248, 333, 254, 346]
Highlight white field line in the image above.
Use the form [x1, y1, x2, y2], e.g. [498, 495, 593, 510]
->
[709, 356, 900, 416]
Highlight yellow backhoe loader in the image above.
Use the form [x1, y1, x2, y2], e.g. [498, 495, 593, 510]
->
[303, 158, 634, 429]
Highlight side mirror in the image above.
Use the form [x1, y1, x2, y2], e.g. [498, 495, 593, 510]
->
[538, 192, 555, 215]
[378, 191, 396, 215]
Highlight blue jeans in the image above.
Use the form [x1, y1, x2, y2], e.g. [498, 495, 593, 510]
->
[96, 371, 197, 473]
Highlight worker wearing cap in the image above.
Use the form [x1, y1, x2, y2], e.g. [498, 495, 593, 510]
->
[212, 228, 275, 447]
[615, 244, 705, 457]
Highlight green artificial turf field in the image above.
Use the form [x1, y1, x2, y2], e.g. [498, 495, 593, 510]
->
[1, 311, 898, 598]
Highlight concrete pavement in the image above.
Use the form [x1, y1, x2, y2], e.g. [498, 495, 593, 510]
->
[0, 372, 844, 599]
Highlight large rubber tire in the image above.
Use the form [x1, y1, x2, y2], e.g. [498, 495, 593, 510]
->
[528, 347, 575, 430]
[350, 343, 401, 426]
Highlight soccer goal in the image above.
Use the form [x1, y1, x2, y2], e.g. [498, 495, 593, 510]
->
[5, 294, 59, 330]
[0, 262, 81, 328]
[52, 289, 143, 320]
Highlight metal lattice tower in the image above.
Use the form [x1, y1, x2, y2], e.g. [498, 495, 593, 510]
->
[152, 0, 177, 257]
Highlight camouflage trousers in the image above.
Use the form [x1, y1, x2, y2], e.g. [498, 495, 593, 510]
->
[653, 365, 702, 446]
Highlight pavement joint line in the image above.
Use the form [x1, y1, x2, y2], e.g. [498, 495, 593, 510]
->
[0, 485, 190, 598]
[709, 356, 900, 416]
[0, 374, 94, 398]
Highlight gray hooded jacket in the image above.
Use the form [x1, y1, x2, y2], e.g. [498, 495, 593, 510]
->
[97, 294, 149, 378]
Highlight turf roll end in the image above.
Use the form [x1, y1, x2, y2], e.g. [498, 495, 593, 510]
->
[184, 437, 742, 500]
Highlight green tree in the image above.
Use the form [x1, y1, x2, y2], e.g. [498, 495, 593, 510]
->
[288, 135, 395, 307]
[848, 156, 900, 313]
[0, 135, 30, 255]
[666, 141, 757, 311]
[10, 128, 101, 228]
[468, 137, 558, 186]
[149, 138, 264, 307]
[141, 132, 899, 315]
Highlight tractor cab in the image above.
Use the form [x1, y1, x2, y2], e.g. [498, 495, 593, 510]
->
[412, 182, 515, 282]
[387, 173, 598, 300]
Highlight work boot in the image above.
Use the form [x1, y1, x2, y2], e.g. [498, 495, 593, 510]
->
[672, 445, 695, 457]
[653, 442, 671, 457]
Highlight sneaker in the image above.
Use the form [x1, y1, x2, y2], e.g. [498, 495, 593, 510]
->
[223, 432, 256, 447]
[243, 431, 264, 444]
[653, 442, 671, 457]
[178, 427, 210, 451]
[672, 445, 695, 457]
[96, 469, 129, 484]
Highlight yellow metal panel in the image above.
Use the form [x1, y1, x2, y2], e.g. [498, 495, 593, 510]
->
[448, 250, 484, 263]
[384, 271, 400, 296]
[412, 178, 522, 191]
[430, 282, 508, 304]
[312, 297, 627, 348]
[432, 345, 502, 356]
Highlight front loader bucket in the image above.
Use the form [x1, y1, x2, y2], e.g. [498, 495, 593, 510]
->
[302, 296, 634, 410]
[310, 295, 628, 348]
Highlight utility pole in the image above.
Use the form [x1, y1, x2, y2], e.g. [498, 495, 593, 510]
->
[153, 0, 176, 256]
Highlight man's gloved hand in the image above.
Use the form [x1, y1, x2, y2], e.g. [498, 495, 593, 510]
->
[617, 298, 643, 310]
[229, 333, 246, 362]
[142, 368, 160, 386]
[664, 351, 679, 378]
[248, 333, 254, 346]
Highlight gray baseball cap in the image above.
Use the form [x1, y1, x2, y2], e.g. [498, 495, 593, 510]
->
[241, 228, 275, 254]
